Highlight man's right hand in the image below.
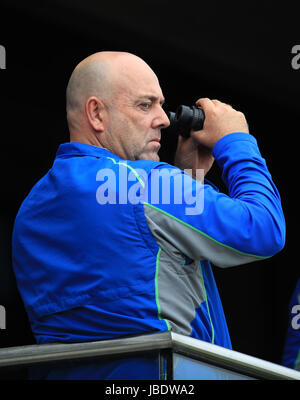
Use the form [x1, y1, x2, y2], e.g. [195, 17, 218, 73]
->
[191, 98, 249, 149]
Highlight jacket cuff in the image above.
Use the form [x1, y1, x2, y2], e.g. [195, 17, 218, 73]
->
[212, 132, 257, 160]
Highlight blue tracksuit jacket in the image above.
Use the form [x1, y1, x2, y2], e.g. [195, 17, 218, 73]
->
[12, 132, 285, 358]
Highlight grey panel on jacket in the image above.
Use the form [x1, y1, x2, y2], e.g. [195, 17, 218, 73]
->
[143, 202, 263, 268]
[157, 247, 205, 336]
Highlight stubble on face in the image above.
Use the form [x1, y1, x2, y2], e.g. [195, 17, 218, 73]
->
[105, 99, 162, 162]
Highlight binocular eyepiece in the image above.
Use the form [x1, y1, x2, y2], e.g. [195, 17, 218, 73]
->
[165, 105, 205, 138]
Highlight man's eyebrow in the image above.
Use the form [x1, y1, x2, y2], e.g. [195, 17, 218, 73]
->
[138, 95, 165, 105]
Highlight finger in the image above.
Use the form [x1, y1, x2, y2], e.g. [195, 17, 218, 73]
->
[211, 99, 222, 105]
[212, 99, 233, 109]
[195, 97, 215, 113]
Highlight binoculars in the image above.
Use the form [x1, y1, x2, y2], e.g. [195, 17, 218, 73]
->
[165, 105, 205, 138]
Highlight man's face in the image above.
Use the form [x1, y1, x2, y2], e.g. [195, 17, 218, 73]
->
[104, 63, 170, 161]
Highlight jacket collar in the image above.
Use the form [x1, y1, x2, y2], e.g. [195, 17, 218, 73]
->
[56, 142, 122, 161]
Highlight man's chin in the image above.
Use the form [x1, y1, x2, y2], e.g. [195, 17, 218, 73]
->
[138, 152, 160, 161]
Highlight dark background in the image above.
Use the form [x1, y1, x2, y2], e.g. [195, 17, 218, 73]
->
[0, 1, 299, 366]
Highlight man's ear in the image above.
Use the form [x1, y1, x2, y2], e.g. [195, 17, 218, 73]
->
[85, 96, 106, 132]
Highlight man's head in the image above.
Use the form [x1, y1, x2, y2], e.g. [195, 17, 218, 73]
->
[66, 51, 170, 161]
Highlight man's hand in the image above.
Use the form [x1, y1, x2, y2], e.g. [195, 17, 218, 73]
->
[174, 136, 214, 181]
[174, 98, 249, 179]
[193, 98, 249, 149]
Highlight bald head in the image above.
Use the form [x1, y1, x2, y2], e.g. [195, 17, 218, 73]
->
[66, 51, 157, 115]
[66, 52, 116, 119]
[65, 51, 168, 159]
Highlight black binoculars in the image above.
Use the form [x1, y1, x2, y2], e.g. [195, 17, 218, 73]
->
[165, 105, 205, 138]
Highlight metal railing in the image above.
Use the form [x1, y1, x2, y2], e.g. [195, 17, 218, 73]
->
[0, 331, 299, 380]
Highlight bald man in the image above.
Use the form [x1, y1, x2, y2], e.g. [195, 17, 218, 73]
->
[66, 52, 169, 162]
[12, 51, 285, 379]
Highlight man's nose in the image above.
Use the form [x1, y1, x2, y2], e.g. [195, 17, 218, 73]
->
[152, 107, 171, 129]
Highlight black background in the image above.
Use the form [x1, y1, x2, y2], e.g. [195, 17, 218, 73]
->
[0, 1, 299, 366]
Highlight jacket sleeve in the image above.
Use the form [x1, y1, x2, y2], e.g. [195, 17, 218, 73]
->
[142, 132, 286, 268]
